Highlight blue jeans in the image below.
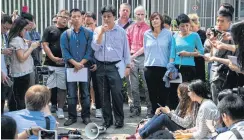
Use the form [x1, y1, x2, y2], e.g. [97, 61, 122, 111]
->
[139, 114, 183, 138]
[66, 81, 90, 119]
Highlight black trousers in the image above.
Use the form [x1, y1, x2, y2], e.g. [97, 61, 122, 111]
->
[96, 61, 124, 124]
[9, 74, 30, 111]
[1, 83, 12, 114]
[144, 66, 169, 114]
[90, 70, 101, 109]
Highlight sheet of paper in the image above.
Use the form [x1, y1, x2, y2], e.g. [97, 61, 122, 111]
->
[170, 73, 183, 83]
[66, 68, 88, 82]
[228, 55, 238, 66]
[115, 60, 126, 78]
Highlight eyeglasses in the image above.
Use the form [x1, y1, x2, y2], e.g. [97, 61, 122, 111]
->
[2, 25, 11, 31]
[136, 14, 145, 16]
[58, 16, 69, 20]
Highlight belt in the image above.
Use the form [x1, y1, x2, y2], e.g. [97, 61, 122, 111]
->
[97, 60, 120, 65]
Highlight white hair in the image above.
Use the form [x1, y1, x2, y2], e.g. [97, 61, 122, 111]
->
[134, 5, 146, 17]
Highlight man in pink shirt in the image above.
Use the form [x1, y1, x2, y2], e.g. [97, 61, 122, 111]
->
[127, 6, 152, 118]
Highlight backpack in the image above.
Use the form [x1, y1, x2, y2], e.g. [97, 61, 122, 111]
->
[65, 28, 90, 68]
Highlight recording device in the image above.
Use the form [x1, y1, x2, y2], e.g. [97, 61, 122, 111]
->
[210, 27, 223, 37]
[232, 87, 244, 101]
[38, 130, 57, 140]
[58, 129, 82, 139]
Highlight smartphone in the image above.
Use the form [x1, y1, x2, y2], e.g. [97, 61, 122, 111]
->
[38, 130, 57, 140]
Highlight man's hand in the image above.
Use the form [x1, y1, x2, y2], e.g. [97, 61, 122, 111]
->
[2, 48, 13, 56]
[30, 41, 41, 50]
[203, 55, 216, 62]
[74, 62, 84, 72]
[101, 24, 109, 33]
[124, 68, 130, 77]
[90, 64, 97, 72]
[228, 61, 241, 73]
[1, 72, 9, 84]
[53, 57, 63, 64]
[222, 32, 232, 41]
[31, 127, 44, 136]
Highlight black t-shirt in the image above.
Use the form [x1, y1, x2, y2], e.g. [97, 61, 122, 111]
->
[42, 25, 68, 67]
[197, 29, 206, 45]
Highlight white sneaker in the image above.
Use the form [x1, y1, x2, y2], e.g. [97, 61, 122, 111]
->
[91, 103, 96, 110]
[95, 109, 102, 118]
[56, 108, 64, 119]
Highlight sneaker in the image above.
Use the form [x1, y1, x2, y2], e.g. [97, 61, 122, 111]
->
[56, 108, 64, 119]
[130, 108, 140, 118]
[51, 105, 57, 113]
[91, 103, 96, 110]
[95, 109, 103, 118]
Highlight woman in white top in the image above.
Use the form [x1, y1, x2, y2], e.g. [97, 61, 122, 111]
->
[174, 79, 220, 139]
[8, 17, 40, 111]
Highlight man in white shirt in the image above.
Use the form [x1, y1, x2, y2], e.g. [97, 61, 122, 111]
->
[216, 94, 244, 140]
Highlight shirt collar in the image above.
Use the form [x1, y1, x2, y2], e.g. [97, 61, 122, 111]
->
[229, 120, 244, 130]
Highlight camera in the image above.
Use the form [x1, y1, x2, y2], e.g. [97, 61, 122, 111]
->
[232, 87, 244, 101]
[38, 130, 57, 139]
[210, 27, 223, 37]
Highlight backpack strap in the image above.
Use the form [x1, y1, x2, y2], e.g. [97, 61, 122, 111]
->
[123, 20, 134, 30]
[66, 28, 72, 44]
[45, 116, 50, 130]
[231, 128, 243, 140]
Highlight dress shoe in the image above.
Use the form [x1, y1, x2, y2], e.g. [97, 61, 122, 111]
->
[130, 108, 140, 118]
[115, 121, 124, 128]
[102, 122, 112, 128]
[83, 117, 91, 125]
[64, 118, 77, 126]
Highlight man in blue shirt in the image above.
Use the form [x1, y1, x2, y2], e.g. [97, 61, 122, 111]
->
[60, 8, 93, 126]
[91, 5, 131, 128]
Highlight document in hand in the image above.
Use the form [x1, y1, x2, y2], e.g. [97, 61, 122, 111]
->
[115, 60, 126, 78]
[228, 55, 238, 66]
[66, 68, 88, 82]
[169, 73, 183, 83]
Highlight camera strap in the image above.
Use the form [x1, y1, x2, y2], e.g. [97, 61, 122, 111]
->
[45, 117, 50, 130]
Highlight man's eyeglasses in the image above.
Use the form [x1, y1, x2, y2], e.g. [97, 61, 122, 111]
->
[58, 16, 69, 20]
[2, 25, 11, 31]
[136, 14, 145, 16]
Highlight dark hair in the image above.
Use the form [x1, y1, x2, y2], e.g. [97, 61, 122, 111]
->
[176, 13, 190, 26]
[163, 14, 172, 26]
[81, 10, 86, 15]
[85, 11, 96, 20]
[70, 8, 82, 17]
[101, 5, 116, 16]
[188, 79, 210, 99]
[1, 115, 17, 139]
[21, 12, 34, 21]
[218, 94, 244, 120]
[178, 82, 195, 118]
[218, 3, 234, 21]
[1, 14, 12, 24]
[149, 12, 164, 31]
[217, 89, 233, 102]
[8, 17, 28, 44]
[231, 21, 244, 71]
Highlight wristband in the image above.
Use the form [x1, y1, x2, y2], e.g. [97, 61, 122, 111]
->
[29, 127, 33, 135]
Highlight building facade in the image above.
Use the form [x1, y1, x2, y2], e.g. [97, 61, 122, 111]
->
[1, 0, 244, 34]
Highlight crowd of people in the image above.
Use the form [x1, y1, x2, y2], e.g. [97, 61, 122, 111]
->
[1, 2, 244, 139]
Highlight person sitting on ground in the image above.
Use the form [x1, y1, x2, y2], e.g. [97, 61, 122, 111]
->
[216, 94, 244, 140]
[174, 79, 220, 139]
[4, 85, 56, 139]
[1, 115, 44, 139]
[127, 82, 198, 139]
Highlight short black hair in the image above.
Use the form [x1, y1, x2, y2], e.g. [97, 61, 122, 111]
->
[1, 115, 17, 139]
[218, 94, 244, 121]
[1, 14, 13, 24]
[163, 14, 172, 26]
[81, 10, 86, 15]
[176, 13, 190, 26]
[218, 3, 234, 21]
[101, 5, 116, 16]
[70, 8, 82, 17]
[217, 89, 233, 102]
[85, 11, 96, 20]
[188, 79, 210, 99]
[21, 12, 34, 21]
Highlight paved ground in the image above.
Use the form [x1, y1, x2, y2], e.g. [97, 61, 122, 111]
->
[4, 103, 148, 139]
[57, 104, 148, 139]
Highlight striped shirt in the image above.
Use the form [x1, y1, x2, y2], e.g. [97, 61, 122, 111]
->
[192, 99, 220, 139]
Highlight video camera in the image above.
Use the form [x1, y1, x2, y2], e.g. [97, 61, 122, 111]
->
[58, 129, 83, 139]
[210, 27, 223, 38]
